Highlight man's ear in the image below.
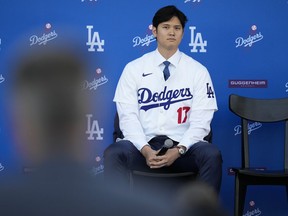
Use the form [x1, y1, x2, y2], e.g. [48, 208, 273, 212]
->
[152, 26, 157, 38]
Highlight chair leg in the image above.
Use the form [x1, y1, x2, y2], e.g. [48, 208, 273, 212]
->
[234, 174, 247, 216]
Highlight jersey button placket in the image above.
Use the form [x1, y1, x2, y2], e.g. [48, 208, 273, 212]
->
[158, 107, 166, 134]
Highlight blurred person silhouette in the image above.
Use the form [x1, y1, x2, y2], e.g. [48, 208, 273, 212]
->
[174, 181, 228, 216]
[0, 44, 171, 216]
[11, 45, 89, 169]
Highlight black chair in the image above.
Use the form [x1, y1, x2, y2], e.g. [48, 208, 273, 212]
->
[113, 113, 212, 191]
[229, 94, 288, 216]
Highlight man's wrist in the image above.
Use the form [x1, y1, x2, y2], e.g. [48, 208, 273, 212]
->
[176, 145, 187, 156]
[177, 145, 187, 152]
[140, 144, 151, 157]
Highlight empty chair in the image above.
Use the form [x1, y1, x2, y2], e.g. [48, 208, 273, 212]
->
[229, 94, 288, 216]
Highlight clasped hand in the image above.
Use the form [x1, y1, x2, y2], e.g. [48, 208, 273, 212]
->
[141, 146, 180, 169]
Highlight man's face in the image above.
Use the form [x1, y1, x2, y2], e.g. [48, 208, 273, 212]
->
[152, 16, 184, 52]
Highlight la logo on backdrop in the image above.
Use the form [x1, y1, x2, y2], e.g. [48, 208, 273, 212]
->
[189, 26, 207, 53]
[86, 114, 105, 175]
[86, 25, 105, 52]
[86, 114, 104, 141]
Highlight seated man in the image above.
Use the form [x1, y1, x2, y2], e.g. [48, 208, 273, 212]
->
[104, 5, 222, 194]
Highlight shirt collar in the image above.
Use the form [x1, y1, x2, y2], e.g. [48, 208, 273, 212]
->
[154, 49, 182, 67]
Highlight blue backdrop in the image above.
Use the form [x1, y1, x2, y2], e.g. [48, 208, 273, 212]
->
[1, 0, 288, 215]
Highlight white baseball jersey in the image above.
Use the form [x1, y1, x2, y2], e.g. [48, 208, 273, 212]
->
[114, 49, 217, 151]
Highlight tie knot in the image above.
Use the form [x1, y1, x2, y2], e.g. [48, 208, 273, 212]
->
[163, 61, 170, 67]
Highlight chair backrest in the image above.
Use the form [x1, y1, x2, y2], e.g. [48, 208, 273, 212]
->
[229, 94, 288, 169]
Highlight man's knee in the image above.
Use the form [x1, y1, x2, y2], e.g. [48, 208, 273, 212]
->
[194, 142, 222, 163]
[104, 143, 119, 158]
[104, 140, 133, 160]
[206, 144, 222, 163]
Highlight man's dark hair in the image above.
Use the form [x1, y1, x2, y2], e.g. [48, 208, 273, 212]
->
[152, 5, 188, 29]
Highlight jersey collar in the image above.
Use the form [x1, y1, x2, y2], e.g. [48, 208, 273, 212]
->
[154, 49, 182, 68]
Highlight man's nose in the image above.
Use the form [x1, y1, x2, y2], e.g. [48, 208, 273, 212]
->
[169, 30, 175, 36]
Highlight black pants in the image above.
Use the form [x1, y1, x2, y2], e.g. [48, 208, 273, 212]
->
[104, 136, 222, 193]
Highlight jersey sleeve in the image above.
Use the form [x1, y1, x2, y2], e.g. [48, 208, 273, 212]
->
[116, 102, 148, 150]
[113, 63, 149, 151]
[113, 63, 138, 105]
[192, 66, 218, 111]
[178, 109, 214, 149]
[178, 65, 217, 149]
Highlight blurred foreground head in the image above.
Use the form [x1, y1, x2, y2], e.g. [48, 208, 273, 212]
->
[5, 46, 173, 216]
[175, 181, 227, 216]
[11, 45, 89, 167]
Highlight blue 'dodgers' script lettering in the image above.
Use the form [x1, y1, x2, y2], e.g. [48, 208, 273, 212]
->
[138, 86, 193, 111]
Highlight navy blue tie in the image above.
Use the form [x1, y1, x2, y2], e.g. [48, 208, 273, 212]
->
[163, 61, 170, 81]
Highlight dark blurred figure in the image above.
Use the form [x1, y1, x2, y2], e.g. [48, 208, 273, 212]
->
[0, 45, 171, 216]
[174, 181, 228, 216]
[11, 45, 89, 168]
